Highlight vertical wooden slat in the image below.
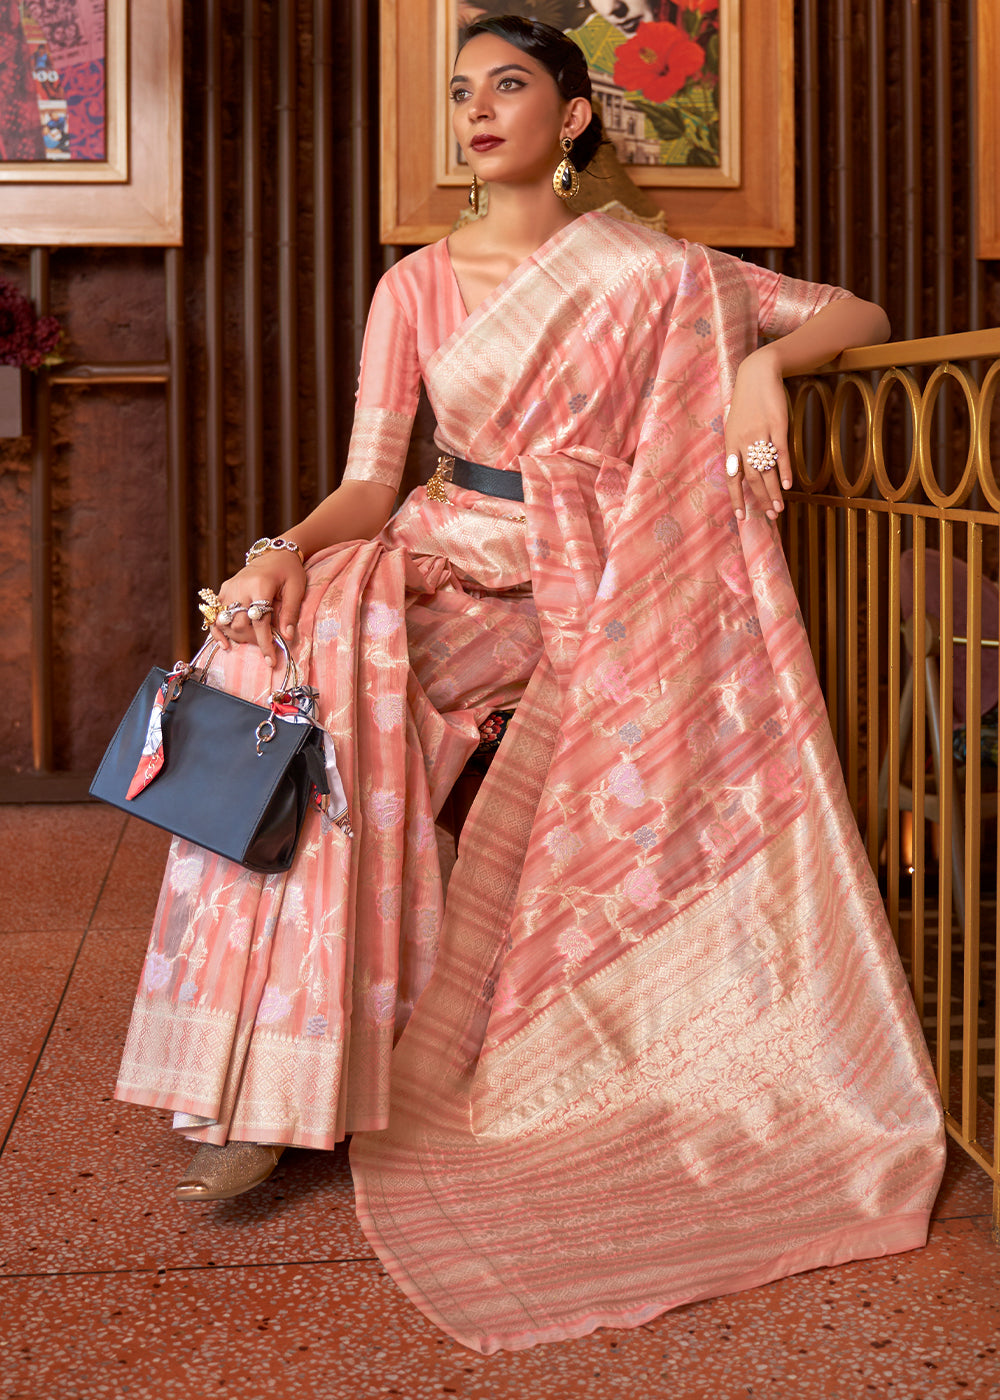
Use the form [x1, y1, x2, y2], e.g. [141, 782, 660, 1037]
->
[313, 0, 337, 499]
[277, 0, 299, 528]
[937, 524, 955, 1104]
[967, 0, 985, 334]
[350, 0, 372, 369]
[204, 0, 225, 584]
[832, 0, 853, 291]
[165, 249, 189, 662]
[962, 524, 982, 1143]
[867, 1, 887, 308]
[243, 0, 264, 542]
[886, 512, 902, 942]
[798, 0, 821, 281]
[932, 1, 954, 339]
[846, 507, 860, 814]
[932, 6, 954, 481]
[28, 248, 53, 772]
[901, 0, 922, 341]
[911, 520, 927, 1023]
[865, 511, 881, 869]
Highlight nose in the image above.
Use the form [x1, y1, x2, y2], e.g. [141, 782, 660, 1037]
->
[467, 87, 495, 121]
[611, 0, 629, 15]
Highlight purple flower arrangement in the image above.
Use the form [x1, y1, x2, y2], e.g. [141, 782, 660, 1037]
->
[0, 278, 61, 370]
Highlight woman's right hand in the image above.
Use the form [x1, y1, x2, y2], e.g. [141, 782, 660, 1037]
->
[209, 551, 307, 669]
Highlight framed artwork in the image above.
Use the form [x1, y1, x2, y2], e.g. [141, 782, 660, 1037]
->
[0, 0, 181, 244]
[438, 0, 740, 190]
[0, 0, 127, 183]
[381, 0, 795, 246]
[977, 0, 1000, 258]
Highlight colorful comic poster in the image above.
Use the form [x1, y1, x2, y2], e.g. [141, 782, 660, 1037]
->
[0, 0, 106, 163]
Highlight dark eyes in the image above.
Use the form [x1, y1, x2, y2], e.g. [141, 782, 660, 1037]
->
[450, 77, 525, 103]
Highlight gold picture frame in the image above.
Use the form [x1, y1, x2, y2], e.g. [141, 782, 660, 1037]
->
[380, 0, 794, 246]
[977, 0, 1000, 258]
[0, 0, 181, 245]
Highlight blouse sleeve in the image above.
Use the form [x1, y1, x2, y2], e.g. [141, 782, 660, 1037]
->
[341, 271, 420, 491]
[751, 265, 855, 341]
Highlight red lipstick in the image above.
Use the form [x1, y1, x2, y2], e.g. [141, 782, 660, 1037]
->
[470, 135, 504, 152]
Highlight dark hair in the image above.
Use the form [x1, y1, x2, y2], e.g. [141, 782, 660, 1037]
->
[458, 15, 605, 172]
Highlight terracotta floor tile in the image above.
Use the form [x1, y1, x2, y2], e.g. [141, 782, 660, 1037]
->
[0, 926, 82, 1140]
[0, 919, 372, 1276]
[3, 803, 1000, 1398]
[0, 804, 126, 933]
[89, 818, 171, 930]
[4, 1229, 1000, 1400]
[932, 1136, 997, 1220]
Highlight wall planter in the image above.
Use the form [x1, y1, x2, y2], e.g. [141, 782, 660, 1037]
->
[0, 365, 29, 438]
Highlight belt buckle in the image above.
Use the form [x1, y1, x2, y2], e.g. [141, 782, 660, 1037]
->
[426, 454, 455, 502]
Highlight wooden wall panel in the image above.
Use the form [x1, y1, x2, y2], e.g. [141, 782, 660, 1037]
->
[0, 0, 998, 792]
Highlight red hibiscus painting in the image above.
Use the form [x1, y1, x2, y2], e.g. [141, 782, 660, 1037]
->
[613, 21, 705, 104]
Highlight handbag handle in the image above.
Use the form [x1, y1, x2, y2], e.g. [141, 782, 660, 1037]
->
[187, 629, 299, 697]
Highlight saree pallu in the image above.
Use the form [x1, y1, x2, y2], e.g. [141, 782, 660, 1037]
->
[349, 222, 945, 1349]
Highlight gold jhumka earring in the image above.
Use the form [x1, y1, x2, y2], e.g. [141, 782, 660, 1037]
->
[468, 173, 481, 211]
[553, 136, 580, 200]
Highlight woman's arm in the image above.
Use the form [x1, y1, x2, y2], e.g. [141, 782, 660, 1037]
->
[755, 296, 890, 378]
[211, 264, 420, 666]
[213, 479, 398, 666]
[725, 296, 890, 521]
[278, 480, 399, 559]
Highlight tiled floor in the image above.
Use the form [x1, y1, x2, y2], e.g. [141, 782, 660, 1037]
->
[2, 805, 1000, 1400]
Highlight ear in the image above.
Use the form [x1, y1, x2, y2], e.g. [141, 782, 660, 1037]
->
[562, 96, 593, 143]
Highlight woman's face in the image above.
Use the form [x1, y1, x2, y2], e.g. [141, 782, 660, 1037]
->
[587, 0, 656, 37]
[451, 33, 582, 187]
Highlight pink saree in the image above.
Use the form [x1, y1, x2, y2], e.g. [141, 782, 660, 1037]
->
[118, 212, 945, 1351]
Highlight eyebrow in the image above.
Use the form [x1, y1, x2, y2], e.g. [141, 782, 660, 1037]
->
[450, 63, 533, 84]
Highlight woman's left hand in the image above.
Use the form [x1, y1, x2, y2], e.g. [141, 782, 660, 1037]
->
[723, 345, 792, 522]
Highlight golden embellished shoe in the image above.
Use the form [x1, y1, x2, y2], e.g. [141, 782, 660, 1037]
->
[174, 1141, 285, 1203]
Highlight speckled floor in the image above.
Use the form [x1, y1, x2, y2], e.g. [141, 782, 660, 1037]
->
[2, 805, 1000, 1400]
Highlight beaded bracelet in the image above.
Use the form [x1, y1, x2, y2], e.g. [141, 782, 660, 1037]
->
[245, 536, 304, 567]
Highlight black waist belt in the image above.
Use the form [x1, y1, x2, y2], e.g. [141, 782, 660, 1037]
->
[443, 455, 525, 503]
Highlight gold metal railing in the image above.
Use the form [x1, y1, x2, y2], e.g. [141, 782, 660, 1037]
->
[783, 327, 1000, 1242]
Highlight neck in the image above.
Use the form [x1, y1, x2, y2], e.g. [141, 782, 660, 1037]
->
[476, 182, 577, 254]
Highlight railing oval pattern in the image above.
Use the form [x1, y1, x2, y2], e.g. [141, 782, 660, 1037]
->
[783, 329, 1000, 1245]
[789, 377, 834, 492]
[830, 374, 876, 497]
[918, 362, 979, 509]
[976, 358, 1000, 514]
[871, 367, 922, 502]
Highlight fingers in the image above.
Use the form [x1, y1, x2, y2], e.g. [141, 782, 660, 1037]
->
[251, 608, 279, 669]
[725, 436, 792, 522]
[724, 452, 747, 521]
[275, 571, 306, 642]
[200, 558, 306, 669]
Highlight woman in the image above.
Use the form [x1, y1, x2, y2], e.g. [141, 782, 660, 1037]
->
[117, 16, 945, 1354]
